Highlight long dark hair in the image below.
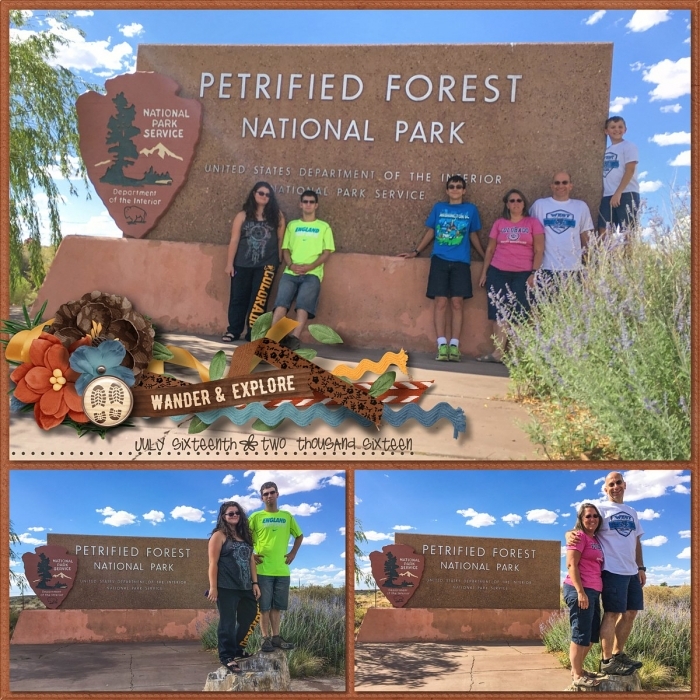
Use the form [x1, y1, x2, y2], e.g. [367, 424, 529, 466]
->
[500, 188, 530, 220]
[211, 501, 253, 546]
[242, 181, 282, 228]
[574, 502, 603, 535]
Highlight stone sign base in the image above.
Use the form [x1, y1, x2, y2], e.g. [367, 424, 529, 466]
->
[204, 649, 291, 692]
[356, 607, 559, 643]
[34, 236, 493, 357]
[11, 609, 212, 644]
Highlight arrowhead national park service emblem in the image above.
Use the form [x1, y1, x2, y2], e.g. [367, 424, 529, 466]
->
[22, 545, 78, 609]
[77, 72, 202, 238]
[369, 544, 424, 608]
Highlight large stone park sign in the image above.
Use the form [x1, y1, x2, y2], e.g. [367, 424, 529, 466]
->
[358, 533, 561, 643]
[37, 43, 612, 354]
[12, 533, 211, 644]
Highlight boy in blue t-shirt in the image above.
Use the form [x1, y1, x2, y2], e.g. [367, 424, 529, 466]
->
[399, 176, 484, 361]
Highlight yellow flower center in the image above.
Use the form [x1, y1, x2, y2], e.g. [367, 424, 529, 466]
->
[49, 369, 67, 391]
[90, 321, 104, 340]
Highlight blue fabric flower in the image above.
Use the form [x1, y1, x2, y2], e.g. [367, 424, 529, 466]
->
[69, 340, 136, 395]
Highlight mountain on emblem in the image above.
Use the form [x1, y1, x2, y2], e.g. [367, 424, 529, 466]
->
[77, 72, 202, 239]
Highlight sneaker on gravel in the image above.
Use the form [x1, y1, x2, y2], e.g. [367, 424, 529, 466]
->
[600, 657, 635, 676]
[448, 344, 461, 362]
[436, 343, 449, 361]
[260, 637, 274, 652]
[614, 652, 642, 669]
[271, 635, 294, 650]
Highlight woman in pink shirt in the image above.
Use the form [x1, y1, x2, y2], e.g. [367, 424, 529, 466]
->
[477, 189, 544, 362]
[563, 503, 606, 688]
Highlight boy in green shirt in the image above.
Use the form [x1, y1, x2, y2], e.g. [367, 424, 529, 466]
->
[249, 481, 304, 651]
[271, 191, 335, 350]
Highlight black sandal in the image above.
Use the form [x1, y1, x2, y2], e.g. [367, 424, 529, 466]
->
[223, 659, 241, 673]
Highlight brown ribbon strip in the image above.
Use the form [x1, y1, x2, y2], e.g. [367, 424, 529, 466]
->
[131, 368, 313, 418]
[251, 338, 384, 426]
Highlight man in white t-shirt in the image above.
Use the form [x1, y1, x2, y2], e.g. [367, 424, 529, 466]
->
[530, 171, 594, 278]
[568, 472, 646, 677]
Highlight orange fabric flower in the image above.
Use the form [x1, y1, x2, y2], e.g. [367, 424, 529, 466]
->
[10, 333, 88, 430]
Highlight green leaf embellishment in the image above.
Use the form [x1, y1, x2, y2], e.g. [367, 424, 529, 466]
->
[252, 418, 284, 431]
[308, 324, 343, 344]
[251, 312, 273, 340]
[368, 371, 396, 398]
[152, 341, 175, 361]
[294, 348, 318, 361]
[188, 416, 210, 434]
[208, 350, 227, 381]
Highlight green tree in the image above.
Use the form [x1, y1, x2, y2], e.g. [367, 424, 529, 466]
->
[9, 521, 27, 599]
[9, 10, 92, 294]
[354, 517, 373, 587]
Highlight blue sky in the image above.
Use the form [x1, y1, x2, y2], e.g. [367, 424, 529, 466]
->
[10, 468, 346, 596]
[355, 469, 691, 589]
[11, 8, 691, 242]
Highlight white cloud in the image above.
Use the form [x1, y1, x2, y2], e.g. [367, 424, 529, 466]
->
[660, 104, 682, 113]
[526, 509, 559, 525]
[677, 547, 691, 559]
[561, 513, 571, 518]
[340, 552, 346, 558]
[301, 532, 327, 546]
[638, 171, 648, 179]
[96, 506, 137, 527]
[575, 482, 586, 491]
[560, 546, 567, 557]
[649, 131, 691, 146]
[609, 96, 637, 114]
[630, 61, 645, 72]
[18, 533, 46, 546]
[674, 483, 691, 494]
[364, 530, 394, 541]
[222, 474, 235, 485]
[626, 10, 671, 32]
[339, 527, 346, 536]
[170, 506, 205, 523]
[646, 567, 690, 585]
[118, 23, 144, 38]
[620, 470, 691, 501]
[636, 508, 661, 521]
[639, 180, 663, 193]
[218, 494, 262, 512]
[502, 513, 522, 527]
[288, 566, 344, 586]
[27, 527, 45, 532]
[641, 535, 668, 547]
[643, 57, 691, 101]
[584, 11, 606, 25]
[679, 530, 691, 539]
[669, 151, 690, 167]
[354, 496, 362, 505]
[392, 525, 415, 531]
[244, 470, 344, 496]
[142, 510, 165, 525]
[74, 10, 94, 17]
[457, 508, 496, 528]
[63, 212, 122, 239]
[315, 564, 341, 571]
[278, 502, 321, 517]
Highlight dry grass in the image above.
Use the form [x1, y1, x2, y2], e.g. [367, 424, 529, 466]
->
[354, 588, 392, 634]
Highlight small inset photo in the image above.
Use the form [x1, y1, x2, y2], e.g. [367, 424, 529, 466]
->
[354, 469, 690, 693]
[10, 469, 346, 693]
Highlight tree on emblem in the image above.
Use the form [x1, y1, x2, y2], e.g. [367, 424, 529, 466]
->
[35, 553, 53, 588]
[382, 551, 401, 587]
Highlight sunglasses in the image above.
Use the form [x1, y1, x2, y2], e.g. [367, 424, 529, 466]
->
[508, 198, 523, 203]
[583, 514, 600, 519]
[225, 511, 240, 517]
[262, 491, 277, 497]
[256, 190, 271, 197]
[301, 199, 317, 204]
[447, 184, 464, 190]
[553, 180, 570, 185]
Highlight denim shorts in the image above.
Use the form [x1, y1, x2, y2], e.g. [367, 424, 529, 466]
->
[563, 583, 601, 646]
[485, 266, 532, 321]
[598, 192, 640, 230]
[274, 273, 321, 318]
[257, 575, 291, 612]
[426, 256, 473, 299]
[601, 571, 644, 613]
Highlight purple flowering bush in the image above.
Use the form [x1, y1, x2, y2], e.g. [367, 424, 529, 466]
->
[494, 204, 690, 460]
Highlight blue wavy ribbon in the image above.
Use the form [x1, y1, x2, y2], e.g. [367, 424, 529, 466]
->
[173, 401, 465, 439]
